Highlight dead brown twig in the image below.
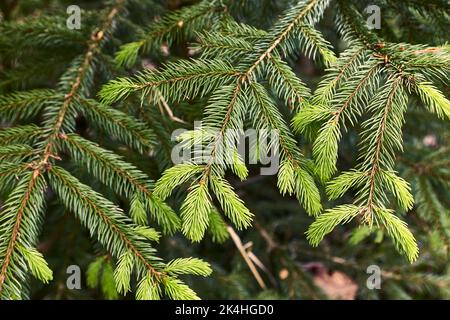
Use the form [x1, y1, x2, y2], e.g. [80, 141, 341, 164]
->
[226, 226, 267, 289]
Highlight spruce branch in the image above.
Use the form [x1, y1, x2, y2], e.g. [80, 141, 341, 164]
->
[77, 98, 157, 153]
[47, 166, 163, 278]
[0, 0, 212, 300]
[115, 0, 226, 68]
[0, 171, 47, 298]
[58, 133, 180, 233]
[2, 0, 449, 299]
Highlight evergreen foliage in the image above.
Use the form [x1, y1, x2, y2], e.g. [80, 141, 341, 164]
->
[0, 0, 210, 300]
[0, 0, 449, 300]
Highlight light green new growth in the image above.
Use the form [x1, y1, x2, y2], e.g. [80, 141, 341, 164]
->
[1, 0, 449, 300]
[0, 0, 211, 300]
[100, 0, 449, 264]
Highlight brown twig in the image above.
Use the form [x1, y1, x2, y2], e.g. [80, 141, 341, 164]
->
[226, 226, 267, 289]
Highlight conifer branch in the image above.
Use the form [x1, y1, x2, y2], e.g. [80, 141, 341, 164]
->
[47, 166, 163, 278]
[1, 0, 207, 300]
[1, 0, 448, 299]
[244, 0, 328, 77]
[0, 171, 47, 297]
[77, 98, 156, 153]
[115, 0, 226, 67]
[58, 133, 180, 233]
[363, 77, 403, 221]
[41, 0, 127, 166]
